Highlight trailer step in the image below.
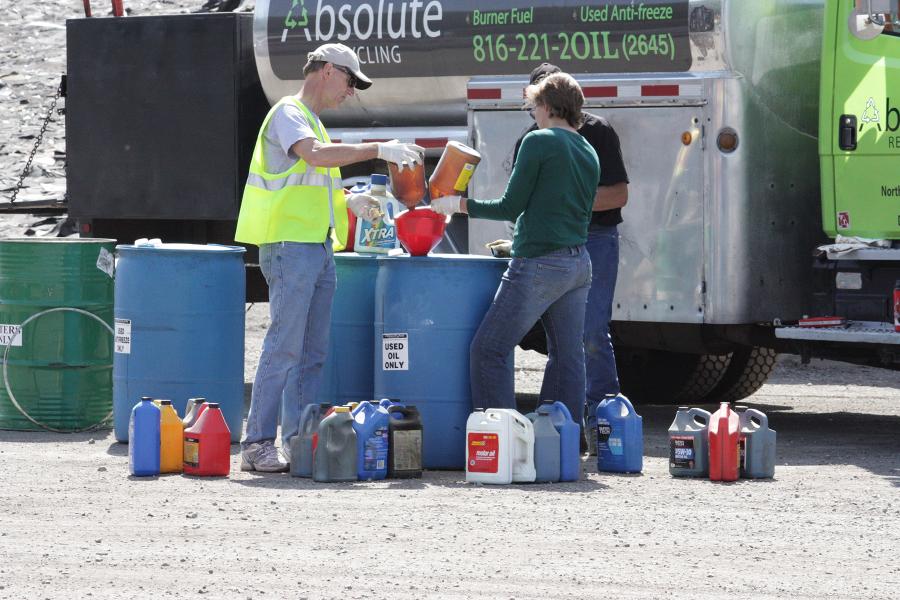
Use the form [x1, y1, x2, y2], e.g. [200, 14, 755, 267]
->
[775, 321, 900, 345]
[825, 247, 900, 261]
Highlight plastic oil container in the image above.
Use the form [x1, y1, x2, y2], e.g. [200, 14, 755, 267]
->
[708, 402, 740, 482]
[541, 401, 581, 482]
[387, 405, 423, 478]
[181, 397, 206, 429]
[158, 399, 184, 474]
[183, 402, 231, 477]
[466, 409, 535, 484]
[533, 409, 561, 483]
[290, 403, 332, 478]
[354, 174, 401, 255]
[352, 401, 390, 480]
[129, 396, 160, 477]
[428, 141, 482, 200]
[738, 408, 776, 479]
[586, 394, 617, 457]
[668, 406, 712, 477]
[313, 406, 358, 482]
[596, 395, 643, 474]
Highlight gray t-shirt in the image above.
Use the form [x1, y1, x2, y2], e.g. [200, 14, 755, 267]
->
[262, 101, 323, 173]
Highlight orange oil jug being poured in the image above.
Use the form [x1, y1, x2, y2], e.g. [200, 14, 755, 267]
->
[389, 161, 427, 208]
[428, 141, 481, 200]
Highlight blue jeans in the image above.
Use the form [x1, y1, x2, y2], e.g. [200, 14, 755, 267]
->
[242, 240, 336, 450]
[470, 246, 592, 425]
[584, 226, 621, 405]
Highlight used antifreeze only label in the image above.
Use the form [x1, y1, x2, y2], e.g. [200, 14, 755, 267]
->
[114, 319, 131, 354]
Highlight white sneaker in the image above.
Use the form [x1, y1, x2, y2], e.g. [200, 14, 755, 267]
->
[240, 441, 289, 472]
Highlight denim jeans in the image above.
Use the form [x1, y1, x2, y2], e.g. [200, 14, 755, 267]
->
[470, 246, 592, 425]
[242, 240, 336, 450]
[584, 226, 621, 405]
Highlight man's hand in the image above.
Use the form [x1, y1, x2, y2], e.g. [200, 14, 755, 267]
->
[346, 193, 383, 221]
[376, 140, 425, 168]
[429, 195, 462, 216]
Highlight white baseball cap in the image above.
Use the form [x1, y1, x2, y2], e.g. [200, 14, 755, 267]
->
[306, 43, 372, 90]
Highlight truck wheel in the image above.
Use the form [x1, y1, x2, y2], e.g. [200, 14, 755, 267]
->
[615, 349, 731, 404]
[703, 347, 777, 403]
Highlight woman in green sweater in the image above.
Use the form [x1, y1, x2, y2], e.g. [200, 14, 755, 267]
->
[431, 72, 599, 425]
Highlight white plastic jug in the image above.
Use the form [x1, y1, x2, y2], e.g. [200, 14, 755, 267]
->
[465, 409, 535, 484]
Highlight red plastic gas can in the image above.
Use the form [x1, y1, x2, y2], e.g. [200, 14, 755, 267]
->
[708, 402, 740, 482]
[183, 402, 231, 477]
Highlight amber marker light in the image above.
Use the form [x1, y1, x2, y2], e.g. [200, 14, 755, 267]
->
[681, 131, 693, 145]
[717, 128, 739, 153]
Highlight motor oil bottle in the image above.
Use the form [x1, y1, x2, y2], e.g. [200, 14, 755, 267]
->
[129, 396, 160, 477]
[313, 407, 358, 482]
[158, 399, 184, 474]
[182, 397, 206, 428]
[532, 409, 561, 483]
[290, 403, 332, 478]
[352, 401, 389, 480]
[738, 408, 776, 478]
[466, 409, 535, 484]
[387, 405, 423, 479]
[708, 402, 740, 482]
[354, 174, 401, 255]
[668, 406, 712, 477]
[596, 395, 643, 474]
[585, 394, 616, 457]
[183, 402, 231, 477]
[541, 401, 581, 482]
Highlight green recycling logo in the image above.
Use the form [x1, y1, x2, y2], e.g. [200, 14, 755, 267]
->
[284, 0, 312, 41]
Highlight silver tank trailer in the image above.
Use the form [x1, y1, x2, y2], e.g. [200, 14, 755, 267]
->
[255, 0, 703, 127]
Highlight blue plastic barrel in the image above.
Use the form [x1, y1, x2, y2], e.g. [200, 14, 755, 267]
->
[113, 243, 246, 442]
[373, 254, 509, 469]
[317, 253, 378, 405]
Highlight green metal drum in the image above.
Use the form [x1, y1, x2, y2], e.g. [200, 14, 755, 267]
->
[0, 238, 116, 431]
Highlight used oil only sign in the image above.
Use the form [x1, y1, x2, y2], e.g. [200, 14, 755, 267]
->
[382, 333, 408, 370]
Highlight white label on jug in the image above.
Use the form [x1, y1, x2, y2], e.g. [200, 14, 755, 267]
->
[382, 333, 408, 370]
[114, 319, 132, 354]
[0, 324, 22, 348]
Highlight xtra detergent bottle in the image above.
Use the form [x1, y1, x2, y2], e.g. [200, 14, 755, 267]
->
[668, 406, 712, 477]
[596, 394, 643, 474]
[738, 408, 776, 479]
[541, 401, 581, 482]
[354, 174, 401, 255]
[158, 399, 184, 474]
[290, 403, 332, 478]
[352, 401, 390, 480]
[708, 402, 740, 482]
[129, 396, 160, 477]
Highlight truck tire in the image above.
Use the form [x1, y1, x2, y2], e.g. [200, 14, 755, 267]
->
[615, 349, 731, 404]
[702, 347, 777, 403]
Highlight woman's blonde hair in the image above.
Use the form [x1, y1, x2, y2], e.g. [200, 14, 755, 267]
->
[525, 72, 585, 128]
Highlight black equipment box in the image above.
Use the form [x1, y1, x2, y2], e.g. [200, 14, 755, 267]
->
[66, 13, 269, 221]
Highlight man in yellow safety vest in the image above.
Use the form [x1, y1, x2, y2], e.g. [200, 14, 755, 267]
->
[235, 43, 423, 472]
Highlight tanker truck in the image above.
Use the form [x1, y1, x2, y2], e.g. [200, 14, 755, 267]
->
[63, 0, 900, 404]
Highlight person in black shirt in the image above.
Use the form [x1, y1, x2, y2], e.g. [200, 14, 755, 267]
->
[513, 63, 630, 439]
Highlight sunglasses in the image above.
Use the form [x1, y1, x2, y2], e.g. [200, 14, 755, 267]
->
[333, 64, 359, 89]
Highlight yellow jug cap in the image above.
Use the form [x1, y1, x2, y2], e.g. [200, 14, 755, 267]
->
[334, 406, 351, 413]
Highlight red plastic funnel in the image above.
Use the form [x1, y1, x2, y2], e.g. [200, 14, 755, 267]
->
[395, 207, 447, 256]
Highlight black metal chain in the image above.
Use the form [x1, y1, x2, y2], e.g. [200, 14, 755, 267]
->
[8, 81, 64, 204]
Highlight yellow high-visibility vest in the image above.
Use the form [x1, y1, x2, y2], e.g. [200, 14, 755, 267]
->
[234, 97, 348, 249]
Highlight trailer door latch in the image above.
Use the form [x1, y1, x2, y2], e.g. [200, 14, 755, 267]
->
[838, 114, 857, 151]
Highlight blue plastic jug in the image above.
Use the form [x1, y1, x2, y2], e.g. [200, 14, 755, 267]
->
[532, 410, 561, 482]
[352, 402, 390, 480]
[596, 395, 643, 474]
[540, 401, 581, 482]
[379, 398, 405, 419]
[129, 396, 160, 477]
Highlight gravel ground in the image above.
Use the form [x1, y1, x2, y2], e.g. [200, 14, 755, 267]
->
[1, 2, 899, 598]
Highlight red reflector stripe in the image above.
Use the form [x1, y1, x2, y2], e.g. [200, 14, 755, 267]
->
[467, 88, 502, 100]
[414, 138, 449, 148]
[642, 85, 679, 97]
[582, 86, 618, 98]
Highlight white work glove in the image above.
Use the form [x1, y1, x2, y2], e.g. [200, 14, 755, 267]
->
[346, 193, 383, 221]
[377, 140, 425, 168]
[429, 195, 462, 216]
